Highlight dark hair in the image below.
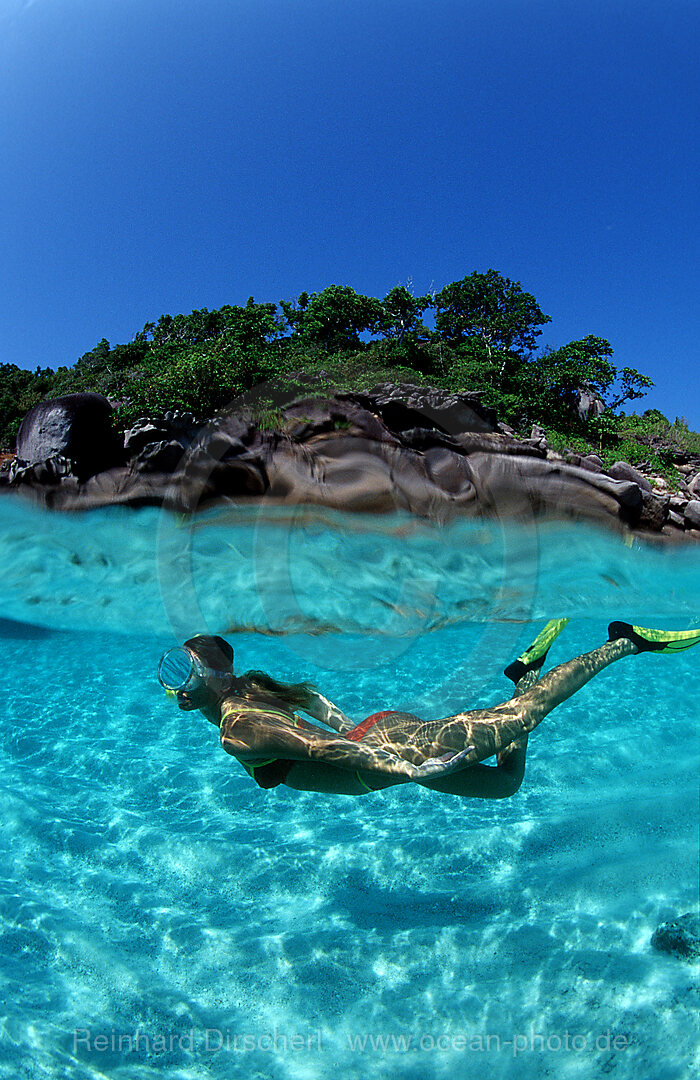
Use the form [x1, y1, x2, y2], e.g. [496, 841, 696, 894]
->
[240, 670, 320, 712]
[184, 634, 234, 672]
[184, 637, 318, 711]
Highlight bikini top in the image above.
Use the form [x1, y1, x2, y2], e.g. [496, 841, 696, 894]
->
[219, 700, 307, 788]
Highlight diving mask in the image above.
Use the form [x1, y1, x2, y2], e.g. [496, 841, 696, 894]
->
[157, 647, 230, 692]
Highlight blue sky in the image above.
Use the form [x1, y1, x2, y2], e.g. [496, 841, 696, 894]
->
[1, 0, 698, 426]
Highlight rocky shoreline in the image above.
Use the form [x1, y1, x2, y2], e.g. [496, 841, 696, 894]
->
[2, 386, 699, 539]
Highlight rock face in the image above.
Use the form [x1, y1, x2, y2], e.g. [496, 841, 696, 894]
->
[15, 393, 123, 481]
[341, 383, 497, 435]
[684, 500, 700, 530]
[576, 384, 605, 421]
[1, 384, 697, 539]
[651, 913, 700, 961]
[607, 460, 654, 493]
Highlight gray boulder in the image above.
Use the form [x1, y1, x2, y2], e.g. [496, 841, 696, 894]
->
[639, 490, 669, 531]
[9, 454, 74, 486]
[124, 419, 175, 457]
[527, 424, 548, 451]
[257, 430, 644, 527]
[651, 912, 700, 961]
[579, 454, 604, 474]
[123, 413, 200, 457]
[683, 500, 700, 530]
[281, 396, 400, 445]
[607, 460, 653, 493]
[576, 384, 605, 421]
[131, 440, 187, 474]
[343, 383, 497, 435]
[16, 393, 123, 480]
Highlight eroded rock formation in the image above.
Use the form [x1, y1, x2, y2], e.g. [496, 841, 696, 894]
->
[2, 386, 699, 539]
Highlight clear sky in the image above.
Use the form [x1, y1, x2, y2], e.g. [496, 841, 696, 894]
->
[1, 0, 698, 426]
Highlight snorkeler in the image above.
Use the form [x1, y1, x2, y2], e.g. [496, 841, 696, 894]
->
[157, 621, 700, 798]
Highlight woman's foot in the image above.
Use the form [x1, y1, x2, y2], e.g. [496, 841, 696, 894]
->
[608, 621, 700, 654]
[504, 618, 570, 683]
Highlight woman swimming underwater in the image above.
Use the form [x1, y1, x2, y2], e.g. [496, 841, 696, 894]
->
[157, 620, 700, 798]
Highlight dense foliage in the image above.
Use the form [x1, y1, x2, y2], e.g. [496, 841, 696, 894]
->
[2, 270, 696, 477]
[0, 363, 55, 448]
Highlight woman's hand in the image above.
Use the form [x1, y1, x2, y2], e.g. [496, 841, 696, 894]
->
[405, 747, 476, 782]
[220, 702, 478, 783]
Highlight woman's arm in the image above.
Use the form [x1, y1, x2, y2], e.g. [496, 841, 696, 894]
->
[220, 710, 474, 781]
[419, 735, 528, 798]
[300, 691, 355, 733]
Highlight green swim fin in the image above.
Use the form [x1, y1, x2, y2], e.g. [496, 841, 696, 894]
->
[608, 621, 700, 654]
[504, 618, 570, 684]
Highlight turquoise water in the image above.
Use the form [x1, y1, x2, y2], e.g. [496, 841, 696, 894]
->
[0, 495, 698, 1079]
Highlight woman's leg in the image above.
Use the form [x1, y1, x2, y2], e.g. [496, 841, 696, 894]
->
[477, 618, 700, 755]
[420, 645, 545, 798]
[442, 636, 639, 764]
[496, 636, 638, 735]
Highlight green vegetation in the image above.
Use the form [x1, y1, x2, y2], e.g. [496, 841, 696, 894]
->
[2, 271, 697, 484]
[0, 362, 55, 447]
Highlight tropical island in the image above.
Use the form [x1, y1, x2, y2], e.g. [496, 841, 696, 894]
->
[2, 270, 699, 536]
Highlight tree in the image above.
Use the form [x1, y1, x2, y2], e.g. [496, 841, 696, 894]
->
[50, 337, 150, 399]
[278, 291, 309, 335]
[137, 300, 281, 350]
[607, 366, 655, 411]
[77, 337, 112, 369]
[280, 285, 384, 351]
[0, 363, 55, 447]
[216, 298, 282, 350]
[528, 336, 654, 429]
[117, 345, 245, 423]
[378, 285, 431, 343]
[433, 269, 551, 356]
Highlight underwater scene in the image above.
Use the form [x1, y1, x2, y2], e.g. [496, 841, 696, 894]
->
[0, 495, 698, 1079]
